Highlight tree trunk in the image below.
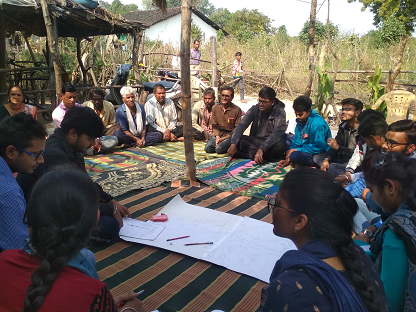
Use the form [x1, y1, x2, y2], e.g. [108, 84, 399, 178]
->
[40, 0, 62, 104]
[0, 10, 6, 102]
[132, 29, 144, 90]
[77, 38, 88, 86]
[210, 36, 218, 92]
[304, 0, 317, 98]
[386, 35, 408, 93]
[180, 0, 196, 181]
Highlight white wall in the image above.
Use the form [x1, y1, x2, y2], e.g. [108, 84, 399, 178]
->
[145, 12, 218, 47]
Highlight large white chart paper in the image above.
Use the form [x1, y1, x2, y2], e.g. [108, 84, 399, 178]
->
[120, 194, 297, 282]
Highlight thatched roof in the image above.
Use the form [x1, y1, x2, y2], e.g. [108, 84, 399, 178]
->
[123, 6, 228, 35]
[1, 0, 144, 37]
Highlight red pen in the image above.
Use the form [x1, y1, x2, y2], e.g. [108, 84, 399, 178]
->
[117, 290, 145, 307]
[167, 236, 190, 241]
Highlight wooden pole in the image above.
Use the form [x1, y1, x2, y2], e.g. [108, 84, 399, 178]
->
[181, 0, 196, 181]
[0, 10, 7, 99]
[40, 0, 61, 104]
[210, 36, 218, 93]
[132, 29, 144, 90]
[76, 38, 88, 85]
[304, 0, 317, 98]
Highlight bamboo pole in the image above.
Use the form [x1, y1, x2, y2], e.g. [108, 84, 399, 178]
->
[210, 36, 218, 89]
[40, 0, 62, 103]
[180, 0, 196, 181]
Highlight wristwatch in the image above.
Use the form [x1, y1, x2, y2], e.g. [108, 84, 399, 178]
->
[363, 229, 374, 238]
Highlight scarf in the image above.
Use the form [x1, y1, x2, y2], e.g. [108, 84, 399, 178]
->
[24, 239, 99, 280]
[272, 240, 368, 312]
[371, 202, 416, 311]
[125, 102, 143, 136]
[201, 106, 212, 134]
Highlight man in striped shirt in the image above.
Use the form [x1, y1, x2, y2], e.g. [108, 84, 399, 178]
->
[145, 84, 183, 142]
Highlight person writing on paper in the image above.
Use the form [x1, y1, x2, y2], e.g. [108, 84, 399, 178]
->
[261, 167, 388, 312]
[0, 168, 145, 312]
[115, 86, 162, 147]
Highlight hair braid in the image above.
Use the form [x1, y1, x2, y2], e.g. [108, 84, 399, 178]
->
[336, 238, 380, 312]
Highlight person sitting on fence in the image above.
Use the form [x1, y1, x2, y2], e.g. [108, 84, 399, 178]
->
[231, 52, 247, 103]
[192, 87, 217, 141]
[0, 167, 145, 312]
[228, 87, 286, 164]
[260, 167, 388, 312]
[114, 86, 162, 148]
[314, 98, 363, 177]
[0, 85, 37, 121]
[335, 111, 387, 197]
[52, 84, 83, 128]
[145, 83, 183, 142]
[278, 96, 331, 167]
[205, 86, 242, 154]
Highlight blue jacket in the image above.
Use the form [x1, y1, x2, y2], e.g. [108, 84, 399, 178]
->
[290, 110, 331, 154]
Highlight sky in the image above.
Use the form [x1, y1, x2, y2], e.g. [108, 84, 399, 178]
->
[118, 0, 377, 36]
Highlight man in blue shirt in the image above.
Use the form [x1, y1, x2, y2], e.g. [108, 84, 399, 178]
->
[0, 113, 47, 251]
[279, 96, 331, 167]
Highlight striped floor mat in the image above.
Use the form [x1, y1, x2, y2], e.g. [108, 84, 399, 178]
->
[91, 183, 272, 312]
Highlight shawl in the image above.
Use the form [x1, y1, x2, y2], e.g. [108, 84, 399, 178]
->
[125, 102, 143, 136]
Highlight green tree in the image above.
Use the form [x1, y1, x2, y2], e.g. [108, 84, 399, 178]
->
[191, 20, 203, 41]
[224, 9, 276, 42]
[142, 0, 215, 15]
[209, 8, 232, 28]
[348, 0, 416, 92]
[298, 20, 338, 45]
[109, 0, 138, 14]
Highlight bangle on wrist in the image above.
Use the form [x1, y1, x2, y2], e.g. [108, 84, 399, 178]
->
[342, 174, 350, 183]
[113, 204, 118, 215]
[120, 308, 137, 312]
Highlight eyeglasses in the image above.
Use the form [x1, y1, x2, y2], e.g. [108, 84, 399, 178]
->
[341, 107, 353, 112]
[16, 147, 44, 161]
[385, 139, 408, 150]
[268, 197, 295, 214]
[258, 99, 272, 105]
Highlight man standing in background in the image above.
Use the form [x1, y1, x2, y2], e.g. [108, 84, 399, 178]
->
[190, 40, 201, 77]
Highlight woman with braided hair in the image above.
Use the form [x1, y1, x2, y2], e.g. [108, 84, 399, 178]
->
[260, 167, 388, 312]
[0, 167, 144, 312]
[362, 151, 416, 312]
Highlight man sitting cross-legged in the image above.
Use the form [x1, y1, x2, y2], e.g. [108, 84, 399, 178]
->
[145, 83, 183, 142]
[82, 87, 120, 154]
[315, 98, 363, 177]
[205, 86, 242, 154]
[192, 87, 217, 141]
[228, 87, 286, 164]
[0, 113, 47, 251]
[278, 96, 331, 167]
[17, 107, 130, 242]
[114, 86, 162, 148]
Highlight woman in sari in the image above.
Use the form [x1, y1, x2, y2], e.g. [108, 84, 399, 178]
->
[261, 167, 388, 312]
[0, 85, 37, 121]
[363, 151, 416, 312]
[0, 167, 144, 312]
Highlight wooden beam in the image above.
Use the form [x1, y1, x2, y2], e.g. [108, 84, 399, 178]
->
[180, 0, 196, 181]
[0, 10, 7, 97]
[40, 0, 62, 99]
[210, 36, 218, 90]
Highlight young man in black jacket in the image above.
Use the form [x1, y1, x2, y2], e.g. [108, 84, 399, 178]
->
[314, 98, 362, 176]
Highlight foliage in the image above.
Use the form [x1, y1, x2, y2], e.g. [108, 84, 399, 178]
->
[142, 0, 215, 15]
[108, 0, 138, 15]
[348, 0, 416, 34]
[140, 63, 159, 83]
[98, 0, 110, 9]
[366, 16, 407, 48]
[191, 20, 203, 42]
[315, 66, 332, 114]
[210, 8, 232, 28]
[224, 9, 276, 42]
[59, 53, 76, 73]
[367, 66, 386, 116]
[298, 20, 339, 45]
[216, 29, 225, 41]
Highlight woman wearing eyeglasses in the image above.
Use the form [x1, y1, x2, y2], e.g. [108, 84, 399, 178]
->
[362, 151, 416, 312]
[0, 86, 37, 121]
[260, 167, 388, 312]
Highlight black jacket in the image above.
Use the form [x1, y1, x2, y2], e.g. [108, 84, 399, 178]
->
[324, 121, 359, 164]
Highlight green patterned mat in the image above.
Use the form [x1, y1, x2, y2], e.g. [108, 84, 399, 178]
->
[142, 141, 225, 164]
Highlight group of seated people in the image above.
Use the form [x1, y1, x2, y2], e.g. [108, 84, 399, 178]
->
[1, 82, 416, 312]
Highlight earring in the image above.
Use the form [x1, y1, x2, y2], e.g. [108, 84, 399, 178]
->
[294, 227, 298, 234]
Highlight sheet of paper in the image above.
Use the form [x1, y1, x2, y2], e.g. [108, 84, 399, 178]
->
[120, 194, 297, 282]
[119, 218, 165, 240]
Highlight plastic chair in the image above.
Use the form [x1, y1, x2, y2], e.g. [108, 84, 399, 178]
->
[372, 90, 416, 124]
